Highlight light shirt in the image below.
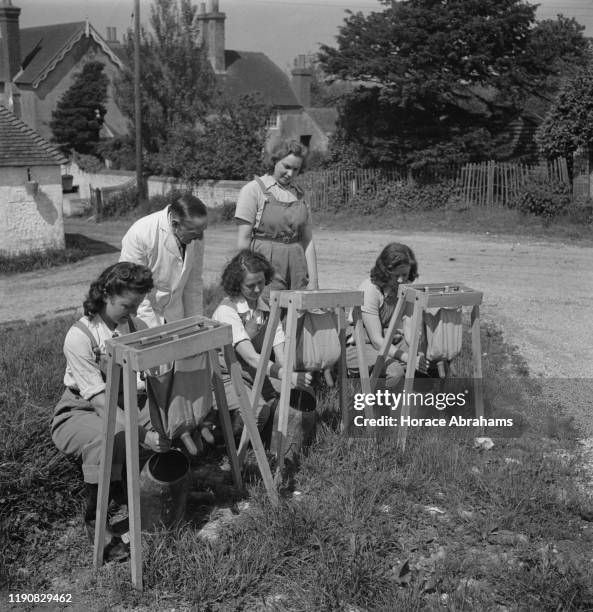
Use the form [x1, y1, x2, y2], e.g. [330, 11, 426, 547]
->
[212, 295, 285, 348]
[63, 315, 143, 400]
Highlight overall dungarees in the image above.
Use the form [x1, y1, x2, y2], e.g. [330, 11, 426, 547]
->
[250, 176, 310, 292]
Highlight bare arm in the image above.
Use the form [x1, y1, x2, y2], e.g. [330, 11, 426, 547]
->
[235, 339, 310, 386]
[362, 311, 408, 361]
[237, 222, 253, 250]
[89, 392, 170, 452]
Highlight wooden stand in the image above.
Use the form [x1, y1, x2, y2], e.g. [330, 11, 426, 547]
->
[92, 316, 277, 590]
[237, 289, 372, 474]
[370, 283, 484, 451]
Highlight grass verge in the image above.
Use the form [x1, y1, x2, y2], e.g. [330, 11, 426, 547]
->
[1, 301, 592, 609]
[313, 206, 593, 246]
[0, 234, 118, 276]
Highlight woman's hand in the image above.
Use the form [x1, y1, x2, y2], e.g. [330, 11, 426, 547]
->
[143, 431, 171, 453]
[291, 371, 312, 388]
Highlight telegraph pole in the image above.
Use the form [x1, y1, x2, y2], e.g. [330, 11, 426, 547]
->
[134, 0, 143, 201]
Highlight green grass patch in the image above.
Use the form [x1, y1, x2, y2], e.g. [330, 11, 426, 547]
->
[1, 293, 592, 609]
[0, 233, 118, 276]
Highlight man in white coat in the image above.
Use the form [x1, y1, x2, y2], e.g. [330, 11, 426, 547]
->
[119, 193, 208, 327]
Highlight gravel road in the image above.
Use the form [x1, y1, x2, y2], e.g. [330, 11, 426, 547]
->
[1, 218, 592, 430]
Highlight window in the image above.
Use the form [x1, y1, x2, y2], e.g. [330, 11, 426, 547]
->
[265, 109, 280, 129]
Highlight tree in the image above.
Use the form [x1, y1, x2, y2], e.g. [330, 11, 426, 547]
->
[114, 0, 216, 166]
[536, 66, 593, 163]
[107, 0, 271, 182]
[50, 61, 108, 156]
[318, 0, 588, 168]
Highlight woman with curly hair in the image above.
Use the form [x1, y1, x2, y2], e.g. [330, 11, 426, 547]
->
[235, 140, 318, 297]
[212, 250, 312, 438]
[347, 243, 426, 390]
[51, 262, 171, 561]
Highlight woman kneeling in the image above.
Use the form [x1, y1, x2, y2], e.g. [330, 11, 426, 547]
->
[51, 263, 171, 561]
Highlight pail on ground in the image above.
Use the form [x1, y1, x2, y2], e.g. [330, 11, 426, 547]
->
[271, 387, 318, 463]
[139, 449, 189, 531]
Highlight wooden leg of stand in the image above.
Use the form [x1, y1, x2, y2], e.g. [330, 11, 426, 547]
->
[223, 345, 278, 504]
[397, 303, 423, 452]
[237, 295, 281, 463]
[337, 308, 347, 430]
[471, 305, 485, 434]
[351, 307, 372, 420]
[275, 302, 298, 476]
[370, 295, 406, 392]
[93, 352, 121, 569]
[122, 359, 142, 590]
[208, 350, 242, 490]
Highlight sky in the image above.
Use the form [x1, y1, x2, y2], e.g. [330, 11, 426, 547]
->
[15, 0, 593, 73]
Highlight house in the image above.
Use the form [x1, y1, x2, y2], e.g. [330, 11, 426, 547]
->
[0, 104, 67, 255]
[0, 0, 335, 155]
[0, 0, 126, 142]
[198, 0, 336, 153]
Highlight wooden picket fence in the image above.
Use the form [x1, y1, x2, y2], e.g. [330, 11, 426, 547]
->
[459, 158, 569, 207]
[299, 158, 570, 210]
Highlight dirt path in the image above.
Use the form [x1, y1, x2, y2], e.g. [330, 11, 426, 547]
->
[2, 219, 592, 425]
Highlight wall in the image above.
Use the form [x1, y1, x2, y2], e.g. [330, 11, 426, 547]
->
[60, 163, 248, 214]
[0, 165, 65, 255]
[62, 162, 134, 201]
[147, 176, 247, 208]
[267, 108, 329, 153]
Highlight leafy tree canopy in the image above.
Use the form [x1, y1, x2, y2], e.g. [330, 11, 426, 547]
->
[108, 0, 271, 181]
[115, 0, 216, 156]
[536, 66, 593, 161]
[50, 61, 108, 156]
[318, 0, 588, 167]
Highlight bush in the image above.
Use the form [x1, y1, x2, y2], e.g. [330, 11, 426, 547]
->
[342, 179, 459, 215]
[99, 186, 139, 219]
[510, 177, 572, 222]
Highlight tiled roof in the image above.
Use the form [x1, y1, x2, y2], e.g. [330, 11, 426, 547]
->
[220, 50, 300, 108]
[0, 105, 67, 167]
[16, 22, 122, 87]
[17, 22, 85, 85]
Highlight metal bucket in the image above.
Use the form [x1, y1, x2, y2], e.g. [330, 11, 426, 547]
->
[139, 449, 189, 531]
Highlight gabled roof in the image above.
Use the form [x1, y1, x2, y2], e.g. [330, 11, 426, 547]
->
[16, 21, 123, 88]
[220, 50, 300, 108]
[0, 105, 67, 167]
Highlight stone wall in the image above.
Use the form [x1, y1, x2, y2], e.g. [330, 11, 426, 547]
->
[147, 176, 247, 208]
[0, 165, 65, 255]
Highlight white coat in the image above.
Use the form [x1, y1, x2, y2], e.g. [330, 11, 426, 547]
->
[120, 206, 204, 327]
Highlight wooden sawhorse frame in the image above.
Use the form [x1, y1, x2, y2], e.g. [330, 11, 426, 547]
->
[93, 316, 277, 590]
[370, 283, 484, 451]
[238, 289, 373, 474]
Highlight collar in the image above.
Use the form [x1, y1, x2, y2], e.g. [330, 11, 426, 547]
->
[261, 173, 303, 198]
[232, 296, 270, 314]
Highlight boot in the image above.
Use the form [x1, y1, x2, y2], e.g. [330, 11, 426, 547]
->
[83, 482, 129, 562]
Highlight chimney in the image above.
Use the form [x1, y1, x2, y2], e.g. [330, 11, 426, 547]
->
[0, 0, 21, 83]
[197, 0, 226, 73]
[106, 26, 118, 44]
[291, 55, 312, 108]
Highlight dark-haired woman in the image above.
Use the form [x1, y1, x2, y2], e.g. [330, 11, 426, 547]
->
[120, 192, 208, 327]
[347, 243, 426, 390]
[211, 250, 312, 437]
[235, 140, 318, 294]
[51, 263, 171, 561]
